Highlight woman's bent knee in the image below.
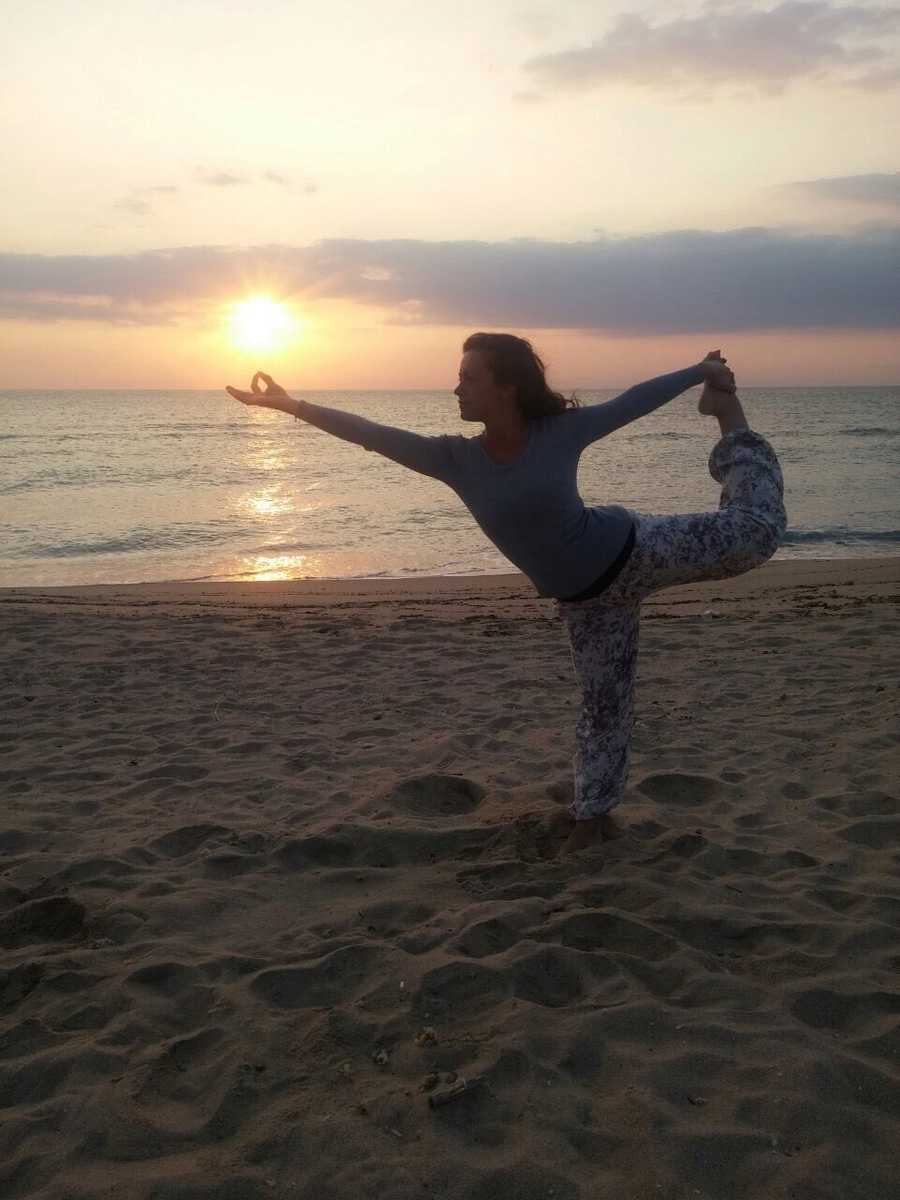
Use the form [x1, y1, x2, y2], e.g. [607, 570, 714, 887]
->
[742, 515, 782, 568]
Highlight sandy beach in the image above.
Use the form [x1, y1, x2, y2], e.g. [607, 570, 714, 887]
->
[1, 557, 898, 1200]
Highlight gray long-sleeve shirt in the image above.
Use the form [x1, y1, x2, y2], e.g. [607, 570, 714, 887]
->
[297, 364, 707, 598]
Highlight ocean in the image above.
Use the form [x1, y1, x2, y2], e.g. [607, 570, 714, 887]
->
[1, 387, 898, 588]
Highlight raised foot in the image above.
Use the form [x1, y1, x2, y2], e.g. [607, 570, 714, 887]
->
[560, 812, 625, 856]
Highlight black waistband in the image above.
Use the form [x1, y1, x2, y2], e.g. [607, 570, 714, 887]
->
[558, 523, 637, 603]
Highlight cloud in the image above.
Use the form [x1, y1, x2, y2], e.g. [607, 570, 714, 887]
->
[262, 171, 318, 195]
[512, 90, 547, 105]
[1, 227, 898, 332]
[195, 169, 317, 193]
[112, 185, 179, 217]
[113, 197, 153, 217]
[789, 171, 900, 208]
[197, 171, 248, 187]
[111, 175, 313, 219]
[523, 3, 900, 98]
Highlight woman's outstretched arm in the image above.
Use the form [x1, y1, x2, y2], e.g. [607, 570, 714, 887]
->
[570, 354, 734, 450]
[227, 373, 456, 483]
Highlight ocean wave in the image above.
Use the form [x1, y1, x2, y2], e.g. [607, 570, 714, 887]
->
[21, 524, 249, 559]
[146, 420, 240, 430]
[256, 541, 334, 553]
[783, 528, 900, 545]
[1, 472, 102, 495]
[154, 427, 252, 438]
[1, 466, 231, 495]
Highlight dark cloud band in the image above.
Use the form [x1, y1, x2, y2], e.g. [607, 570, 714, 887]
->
[1, 226, 898, 332]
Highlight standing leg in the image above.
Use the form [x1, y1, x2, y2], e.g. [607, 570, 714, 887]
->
[557, 598, 641, 853]
[554, 391, 787, 853]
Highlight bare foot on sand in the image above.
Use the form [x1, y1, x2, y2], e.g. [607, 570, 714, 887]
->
[560, 813, 625, 856]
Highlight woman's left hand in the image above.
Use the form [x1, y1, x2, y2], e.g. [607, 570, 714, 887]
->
[226, 372, 290, 405]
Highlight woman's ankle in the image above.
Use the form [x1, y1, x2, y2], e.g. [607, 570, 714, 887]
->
[716, 394, 750, 436]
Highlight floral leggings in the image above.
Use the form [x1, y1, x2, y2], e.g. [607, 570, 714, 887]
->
[554, 429, 787, 821]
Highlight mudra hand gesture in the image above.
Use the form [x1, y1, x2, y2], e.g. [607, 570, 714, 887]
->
[226, 372, 290, 406]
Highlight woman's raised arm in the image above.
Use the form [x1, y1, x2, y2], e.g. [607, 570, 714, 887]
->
[226, 373, 456, 483]
[569, 354, 735, 451]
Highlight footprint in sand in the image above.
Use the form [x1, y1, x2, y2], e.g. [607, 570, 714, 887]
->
[0, 896, 86, 949]
[276, 823, 496, 871]
[387, 773, 485, 818]
[814, 790, 899, 819]
[509, 945, 591, 1008]
[355, 900, 436, 937]
[637, 771, 727, 807]
[126, 961, 201, 997]
[791, 987, 900, 1036]
[452, 914, 524, 958]
[550, 911, 679, 961]
[251, 944, 384, 1009]
[838, 817, 899, 848]
[414, 958, 508, 1018]
[148, 824, 231, 858]
[463, 1164, 580, 1200]
[0, 829, 45, 855]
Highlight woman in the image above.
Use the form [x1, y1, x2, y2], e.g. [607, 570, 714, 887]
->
[226, 334, 786, 854]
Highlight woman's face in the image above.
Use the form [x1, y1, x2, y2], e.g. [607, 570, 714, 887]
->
[454, 350, 513, 424]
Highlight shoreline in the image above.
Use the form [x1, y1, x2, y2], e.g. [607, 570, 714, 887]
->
[2, 556, 897, 620]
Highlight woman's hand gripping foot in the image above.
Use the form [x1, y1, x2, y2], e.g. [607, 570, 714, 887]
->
[698, 349, 735, 415]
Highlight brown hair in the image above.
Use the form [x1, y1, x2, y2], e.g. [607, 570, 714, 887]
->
[462, 332, 579, 419]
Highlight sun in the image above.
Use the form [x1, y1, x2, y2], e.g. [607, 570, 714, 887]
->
[229, 295, 295, 351]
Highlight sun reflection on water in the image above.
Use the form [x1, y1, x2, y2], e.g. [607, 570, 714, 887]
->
[245, 445, 289, 472]
[238, 552, 321, 581]
[239, 487, 293, 517]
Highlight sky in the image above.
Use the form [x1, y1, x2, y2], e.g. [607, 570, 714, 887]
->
[2, 0, 899, 388]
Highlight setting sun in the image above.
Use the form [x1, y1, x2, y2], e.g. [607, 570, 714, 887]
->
[229, 295, 295, 352]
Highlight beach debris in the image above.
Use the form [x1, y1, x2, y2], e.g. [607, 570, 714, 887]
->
[428, 1074, 487, 1109]
[415, 1026, 438, 1046]
[338, 1061, 353, 1080]
[372, 1047, 390, 1066]
[421, 1073, 440, 1092]
[686, 1094, 707, 1107]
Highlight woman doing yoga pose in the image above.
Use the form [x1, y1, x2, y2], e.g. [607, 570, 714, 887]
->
[227, 335, 786, 854]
